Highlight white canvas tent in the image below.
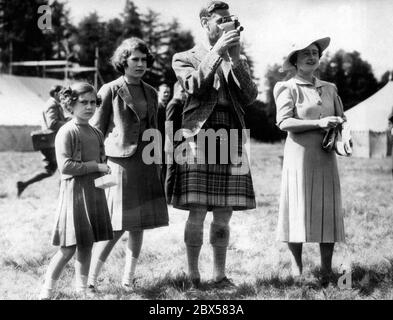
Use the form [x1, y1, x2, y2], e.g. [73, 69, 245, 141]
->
[0, 74, 64, 151]
[344, 80, 393, 158]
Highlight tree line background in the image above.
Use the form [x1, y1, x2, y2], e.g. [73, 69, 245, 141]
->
[0, 0, 392, 142]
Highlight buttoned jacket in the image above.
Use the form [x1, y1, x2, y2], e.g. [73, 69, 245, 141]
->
[55, 120, 106, 180]
[42, 97, 68, 132]
[90, 76, 158, 158]
[274, 76, 345, 127]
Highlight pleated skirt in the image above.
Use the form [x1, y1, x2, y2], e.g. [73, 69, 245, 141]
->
[52, 172, 113, 247]
[171, 107, 256, 211]
[277, 130, 345, 243]
[106, 141, 169, 231]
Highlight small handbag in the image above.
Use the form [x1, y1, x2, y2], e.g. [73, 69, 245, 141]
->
[322, 127, 338, 153]
[31, 129, 56, 151]
[322, 124, 352, 156]
[321, 90, 352, 156]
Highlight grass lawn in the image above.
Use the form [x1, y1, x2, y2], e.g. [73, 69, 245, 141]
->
[1, 141, 393, 300]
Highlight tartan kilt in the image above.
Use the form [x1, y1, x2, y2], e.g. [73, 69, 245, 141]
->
[170, 106, 256, 211]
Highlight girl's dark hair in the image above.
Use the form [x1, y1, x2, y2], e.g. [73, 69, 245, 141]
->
[289, 42, 322, 68]
[111, 37, 154, 74]
[59, 82, 101, 114]
[49, 85, 63, 98]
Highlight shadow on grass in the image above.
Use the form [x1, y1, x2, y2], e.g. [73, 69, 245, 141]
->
[135, 273, 259, 300]
[255, 265, 374, 294]
[308, 259, 393, 297]
[22, 258, 393, 300]
[2, 256, 49, 275]
[255, 271, 325, 292]
[349, 260, 393, 296]
[91, 258, 393, 300]
[136, 272, 192, 299]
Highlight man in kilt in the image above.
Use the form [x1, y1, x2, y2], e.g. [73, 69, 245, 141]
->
[170, 0, 258, 288]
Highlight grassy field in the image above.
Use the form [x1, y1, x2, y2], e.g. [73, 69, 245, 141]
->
[1, 141, 393, 300]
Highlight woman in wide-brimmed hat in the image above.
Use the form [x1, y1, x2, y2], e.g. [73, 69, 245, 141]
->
[274, 36, 349, 279]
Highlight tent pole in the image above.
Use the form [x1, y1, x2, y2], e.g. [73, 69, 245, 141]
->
[94, 47, 99, 89]
[9, 40, 13, 75]
[64, 59, 68, 81]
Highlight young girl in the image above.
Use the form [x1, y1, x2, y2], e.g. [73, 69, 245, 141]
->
[39, 83, 113, 299]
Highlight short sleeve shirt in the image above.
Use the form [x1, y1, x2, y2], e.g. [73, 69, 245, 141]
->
[274, 76, 344, 126]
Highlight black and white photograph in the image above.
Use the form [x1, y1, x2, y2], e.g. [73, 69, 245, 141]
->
[1, 0, 393, 304]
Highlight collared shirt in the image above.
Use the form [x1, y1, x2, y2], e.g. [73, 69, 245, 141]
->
[43, 97, 69, 132]
[274, 75, 345, 126]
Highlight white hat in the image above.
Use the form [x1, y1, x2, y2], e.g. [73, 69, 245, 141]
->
[282, 36, 331, 72]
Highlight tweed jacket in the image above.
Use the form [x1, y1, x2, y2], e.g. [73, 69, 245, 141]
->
[90, 76, 158, 158]
[43, 97, 68, 132]
[172, 44, 258, 138]
[55, 119, 106, 180]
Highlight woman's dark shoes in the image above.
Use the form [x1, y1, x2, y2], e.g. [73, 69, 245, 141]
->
[320, 275, 333, 287]
[213, 276, 235, 289]
[190, 277, 201, 289]
[16, 181, 26, 197]
[319, 269, 335, 287]
[87, 284, 98, 293]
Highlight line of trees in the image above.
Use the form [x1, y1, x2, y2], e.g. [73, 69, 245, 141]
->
[0, 0, 195, 88]
[1, 0, 391, 142]
[247, 50, 393, 142]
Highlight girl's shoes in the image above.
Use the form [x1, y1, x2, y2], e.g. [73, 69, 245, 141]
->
[87, 283, 97, 292]
[122, 277, 137, 289]
[75, 286, 87, 292]
[38, 288, 54, 300]
[87, 279, 96, 290]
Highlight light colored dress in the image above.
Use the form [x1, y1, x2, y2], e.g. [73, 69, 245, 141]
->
[274, 75, 345, 243]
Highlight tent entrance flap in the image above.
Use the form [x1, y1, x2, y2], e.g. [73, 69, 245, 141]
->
[350, 130, 390, 158]
[345, 81, 393, 158]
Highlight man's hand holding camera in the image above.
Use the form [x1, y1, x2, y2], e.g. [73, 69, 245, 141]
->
[212, 29, 240, 58]
[212, 23, 242, 66]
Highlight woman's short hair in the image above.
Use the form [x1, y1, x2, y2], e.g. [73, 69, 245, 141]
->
[289, 42, 322, 68]
[59, 82, 101, 114]
[111, 37, 154, 74]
